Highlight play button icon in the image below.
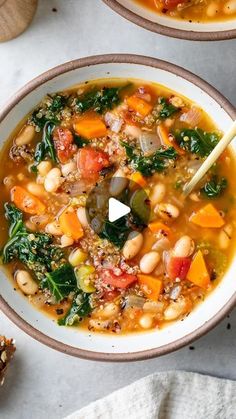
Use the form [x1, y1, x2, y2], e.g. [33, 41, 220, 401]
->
[86, 176, 151, 236]
[108, 198, 131, 222]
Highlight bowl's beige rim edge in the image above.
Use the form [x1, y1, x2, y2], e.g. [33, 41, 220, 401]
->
[102, 0, 236, 41]
[0, 53, 236, 362]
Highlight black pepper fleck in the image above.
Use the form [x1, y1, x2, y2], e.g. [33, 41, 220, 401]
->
[227, 323, 231, 330]
[56, 308, 64, 315]
[52, 7, 57, 12]
[189, 346, 195, 350]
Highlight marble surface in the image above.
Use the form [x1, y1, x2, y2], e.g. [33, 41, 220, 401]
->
[0, 1, 236, 418]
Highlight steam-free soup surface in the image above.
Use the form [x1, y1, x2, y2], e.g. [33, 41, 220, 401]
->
[134, 0, 236, 23]
[0, 78, 236, 334]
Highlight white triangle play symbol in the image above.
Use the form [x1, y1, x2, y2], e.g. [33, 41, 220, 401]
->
[108, 198, 131, 222]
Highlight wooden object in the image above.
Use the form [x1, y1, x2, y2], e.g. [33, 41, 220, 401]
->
[0, 0, 38, 42]
[183, 120, 236, 196]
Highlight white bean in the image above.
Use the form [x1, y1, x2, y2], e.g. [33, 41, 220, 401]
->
[150, 183, 166, 205]
[97, 303, 120, 319]
[60, 234, 74, 248]
[44, 168, 63, 193]
[27, 182, 46, 198]
[152, 237, 171, 252]
[154, 203, 180, 220]
[124, 124, 142, 138]
[37, 161, 52, 176]
[173, 236, 195, 258]
[77, 207, 89, 228]
[223, 0, 236, 14]
[139, 313, 153, 329]
[45, 221, 63, 236]
[206, 1, 219, 17]
[16, 270, 38, 295]
[164, 298, 187, 321]
[123, 231, 143, 260]
[15, 125, 35, 146]
[61, 161, 77, 177]
[109, 168, 128, 197]
[139, 251, 161, 274]
[219, 224, 233, 250]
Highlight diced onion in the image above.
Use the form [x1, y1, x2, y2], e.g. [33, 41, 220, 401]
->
[105, 112, 123, 133]
[139, 132, 161, 155]
[180, 106, 202, 127]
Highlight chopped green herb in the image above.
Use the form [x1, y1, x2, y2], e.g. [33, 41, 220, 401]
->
[49, 95, 67, 112]
[159, 97, 179, 119]
[175, 128, 219, 157]
[201, 176, 227, 199]
[77, 87, 120, 114]
[74, 135, 89, 148]
[58, 291, 92, 326]
[174, 179, 183, 190]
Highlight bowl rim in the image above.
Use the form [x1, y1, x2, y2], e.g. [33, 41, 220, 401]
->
[102, 0, 236, 41]
[0, 53, 236, 362]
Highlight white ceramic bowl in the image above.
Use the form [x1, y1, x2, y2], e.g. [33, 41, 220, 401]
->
[0, 55, 236, 361]
[103, 0, 236, 41]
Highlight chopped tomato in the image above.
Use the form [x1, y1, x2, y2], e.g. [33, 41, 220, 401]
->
[101, 270, 137, 289]
[53, 127, 76, 163]
[103, 289, 120, 301]
[77, 147, 110, 178]
[165, 254, 191, 280]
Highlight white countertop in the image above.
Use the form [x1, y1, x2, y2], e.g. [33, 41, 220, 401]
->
[0, 1, 236, 418]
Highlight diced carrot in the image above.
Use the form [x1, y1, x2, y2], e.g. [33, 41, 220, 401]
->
[11, 186, 45, 215]
[158, 124, 185, 155]
[129, 172, 147, 188]
[190, 203, 225, 228]
[138, 274, 162, 301]
[148, 221, 171, 236]
[127, 95, 152, 118]
[187, 250, 210, 289]
[74, 115, 107, 139]
[59, 206, 84, 241]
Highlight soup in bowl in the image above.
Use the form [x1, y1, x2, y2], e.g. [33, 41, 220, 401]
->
[103, 0, 236, 40]
[0, 55, 236, 360]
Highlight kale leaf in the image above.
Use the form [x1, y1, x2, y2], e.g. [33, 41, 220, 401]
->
[58, 291, 92, 326]
[42, 264, 77, 302]
[49, 95, 67, 112]
[76, 87, 120, 114]
[175, 128, 219, 157]
[32, 121, 57, 169]
[2, 204, 64, 281]
[201, 176, 227, 199]
[159, 97, 179, 119]
[99, 216, 130, 248]
[121, 141, 177, 176]
[30, 111, 59, 130]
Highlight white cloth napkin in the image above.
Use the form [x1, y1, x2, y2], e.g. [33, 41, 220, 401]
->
[65, 370, 236, 419]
